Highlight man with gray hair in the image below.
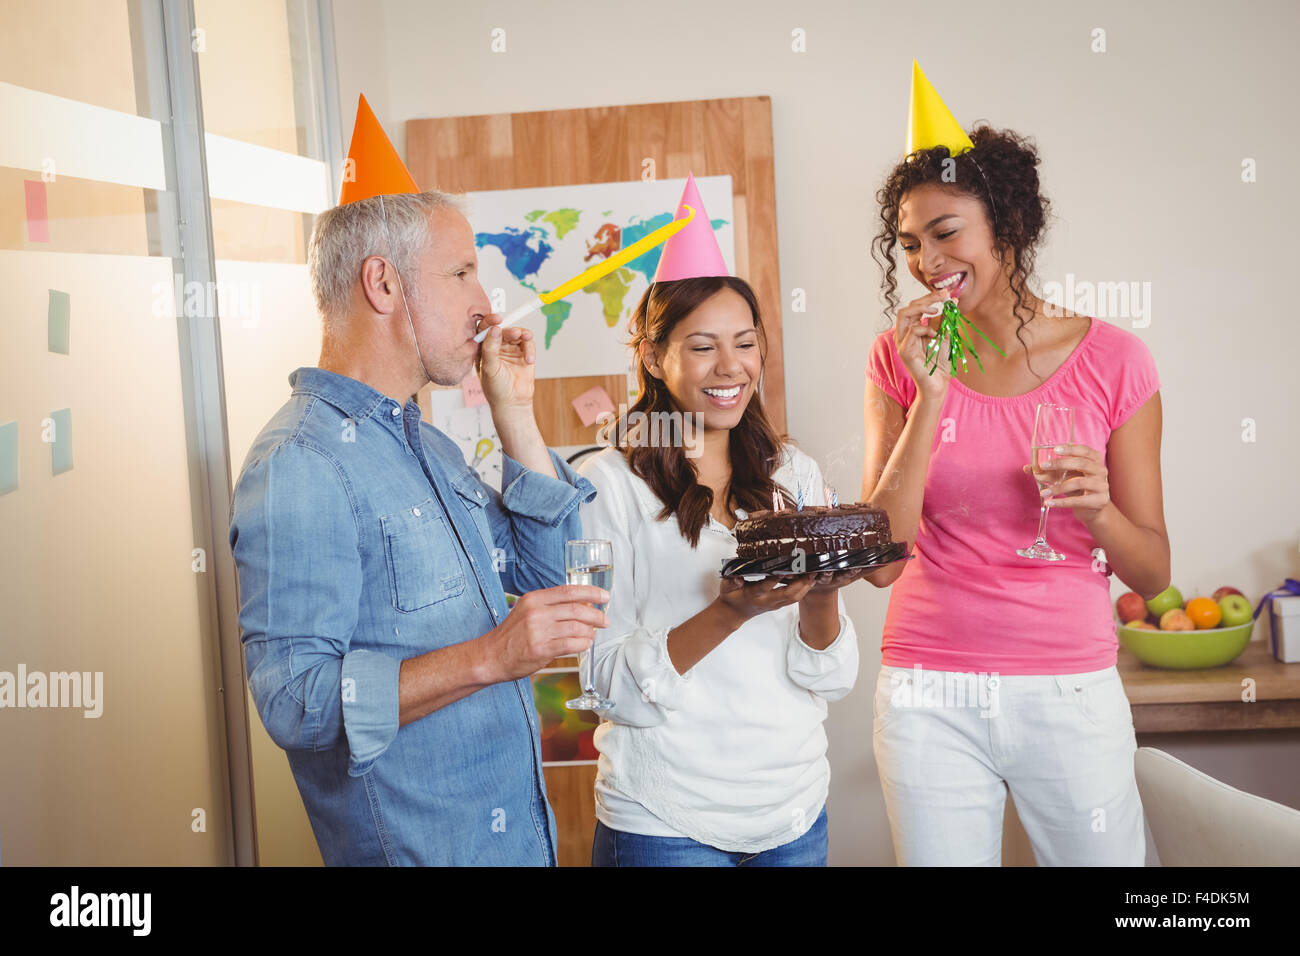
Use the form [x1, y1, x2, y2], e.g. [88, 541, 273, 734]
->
[229, 100, 605, 865]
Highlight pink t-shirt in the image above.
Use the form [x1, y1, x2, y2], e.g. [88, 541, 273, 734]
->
[866, 317, 1161, 675]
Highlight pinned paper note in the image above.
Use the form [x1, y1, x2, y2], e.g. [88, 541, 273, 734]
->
[48, 290, 70, 354]
[571, 385, 616, 427]
[461, 373, 487, 408]
[49, 408, 72, 475]
[0, 422, 18, 495]
[25, 180, 50, 243]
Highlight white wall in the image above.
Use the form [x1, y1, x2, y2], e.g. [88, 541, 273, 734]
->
[331, 0, 1300, 863]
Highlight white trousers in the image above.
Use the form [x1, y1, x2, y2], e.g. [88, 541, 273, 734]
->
[872, 664, 1145, 866]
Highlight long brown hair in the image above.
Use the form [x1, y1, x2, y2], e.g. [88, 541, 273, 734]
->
[618, 276, 789, 547]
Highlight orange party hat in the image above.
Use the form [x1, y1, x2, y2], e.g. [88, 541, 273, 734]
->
[339, 94, 419, 205]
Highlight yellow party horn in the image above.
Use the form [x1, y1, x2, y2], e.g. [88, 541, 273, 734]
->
[473, 204, 696, 342]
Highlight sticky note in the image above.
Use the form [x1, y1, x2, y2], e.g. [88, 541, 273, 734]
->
[461, 373, 487, 407]
[0, 422, 17, 495]
[49, 408, 73, 475]
[48, 290, 70, 354]
[25, 180, 50, 243]
[571, 385, 616, 427]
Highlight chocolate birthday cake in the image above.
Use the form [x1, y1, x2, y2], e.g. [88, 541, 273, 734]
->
[733, 503, 893, 560]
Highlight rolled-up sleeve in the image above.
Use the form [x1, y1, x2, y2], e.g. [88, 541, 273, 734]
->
[500, 450, 595, 526]
[578, 455, 691, 727]
[786, 595, 859, 702]
[229, 441, 399, 776]
[486, 450, 596, 594]
[339, 649, 401, 773]
[592, 623, 694, 727]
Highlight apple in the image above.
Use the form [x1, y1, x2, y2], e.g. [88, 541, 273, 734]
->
[1218, 594, 1253, 628]
[1212, 586, 1244, 603]
[1146, 585, 1184, 618]
[1116, 592, 1147, 623]
[1125, 620, 1157, 630]
[1159, 608, 1195, 631]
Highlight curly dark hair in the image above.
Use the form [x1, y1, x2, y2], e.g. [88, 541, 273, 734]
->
[871, 125, 1052, 376]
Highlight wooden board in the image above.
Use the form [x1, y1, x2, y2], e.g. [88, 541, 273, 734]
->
[532, 374, 627, 448]
[406, 96, 787, 433]
[543, 764, 599, 867]
[422, 373, 627, 449]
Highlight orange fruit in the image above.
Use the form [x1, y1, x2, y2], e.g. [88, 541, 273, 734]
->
[1185, 597, 1222, 629]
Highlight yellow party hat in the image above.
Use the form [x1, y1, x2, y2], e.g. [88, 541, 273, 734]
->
[905, 60, 974, 157]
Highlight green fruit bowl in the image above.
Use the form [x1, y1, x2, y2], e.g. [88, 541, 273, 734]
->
[1116, 620, 1254, 669]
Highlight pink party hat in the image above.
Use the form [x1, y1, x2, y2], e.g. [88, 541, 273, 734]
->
[653, 173, 729, 281]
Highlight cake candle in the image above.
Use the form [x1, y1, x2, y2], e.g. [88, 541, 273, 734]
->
[796, 486, 804, 512]
[772, 489, 782, 513]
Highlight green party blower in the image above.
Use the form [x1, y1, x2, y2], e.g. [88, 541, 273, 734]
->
[924, 298, 1006, 376]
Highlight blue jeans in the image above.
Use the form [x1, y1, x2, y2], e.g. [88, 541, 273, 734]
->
[592, 806, 828, 867]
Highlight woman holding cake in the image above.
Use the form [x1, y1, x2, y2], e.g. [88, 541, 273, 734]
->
[577, 175, 864, 866]
[860, 64, 1166, 865]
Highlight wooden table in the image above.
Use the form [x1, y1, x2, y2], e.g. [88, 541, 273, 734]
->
[1118, 640, 1300, 732]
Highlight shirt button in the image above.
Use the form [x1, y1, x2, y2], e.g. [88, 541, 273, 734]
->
[1073, 683, 1083, 693]
[391, 405, 401, 417]
[987, 676, 1001, 690]
[412, 507, 421, 517]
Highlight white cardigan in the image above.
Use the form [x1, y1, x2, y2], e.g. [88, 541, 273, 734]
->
[577, 445, 859, 853]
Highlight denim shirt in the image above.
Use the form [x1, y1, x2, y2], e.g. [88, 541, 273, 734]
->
[229, 367, 595, 865]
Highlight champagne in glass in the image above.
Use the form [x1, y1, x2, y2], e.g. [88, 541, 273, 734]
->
[1017, 404, 1074, 561]
[564, 539, 615, 711]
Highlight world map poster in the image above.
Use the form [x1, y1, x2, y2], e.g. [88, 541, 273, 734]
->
[468, 176, 736, 379]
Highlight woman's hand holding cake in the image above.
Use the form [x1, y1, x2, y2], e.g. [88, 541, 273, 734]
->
[712, 570, 861, 652]
[806, 568, 872, 591]
[715, 575, 818, 623]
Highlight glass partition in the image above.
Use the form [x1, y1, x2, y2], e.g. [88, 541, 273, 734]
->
[0, 0, 338, 867]
[0, 0, 231, 865]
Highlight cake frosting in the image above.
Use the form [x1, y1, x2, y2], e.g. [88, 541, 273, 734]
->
[733, 503, 892, 560]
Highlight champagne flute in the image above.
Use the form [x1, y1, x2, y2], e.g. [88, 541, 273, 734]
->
[564, 539, 615, 711]
[1017, 403, 1074, 561]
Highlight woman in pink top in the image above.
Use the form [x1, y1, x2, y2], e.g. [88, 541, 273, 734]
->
[862, 126, 1168, 865]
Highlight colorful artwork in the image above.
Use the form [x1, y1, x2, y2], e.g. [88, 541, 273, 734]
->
[531, 670, 600, 765]
[469, 176, 735, 378]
